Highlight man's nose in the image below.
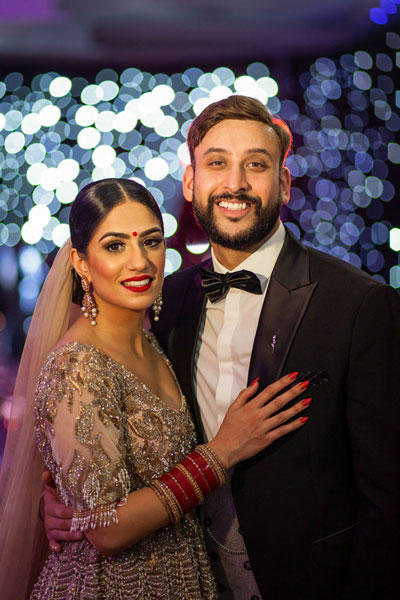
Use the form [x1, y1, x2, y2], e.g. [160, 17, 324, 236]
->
[223, 165, 250, 193]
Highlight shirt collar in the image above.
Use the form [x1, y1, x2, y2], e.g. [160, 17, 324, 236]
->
[211, 221, 285, 290]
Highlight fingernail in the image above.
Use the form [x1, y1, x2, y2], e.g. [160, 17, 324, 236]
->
[250, 377, 260, 386]
[301, 397, 312, 407]
[299, 380, 309, 390]
[288, 371, 299, 380]
[299, 416, 309, 424]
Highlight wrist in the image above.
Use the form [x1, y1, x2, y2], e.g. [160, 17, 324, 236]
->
[206, 439, 233, 470]
[149, 445, 227, 525]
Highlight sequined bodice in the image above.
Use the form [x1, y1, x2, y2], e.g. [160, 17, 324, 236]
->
[31, 333, 216, 600]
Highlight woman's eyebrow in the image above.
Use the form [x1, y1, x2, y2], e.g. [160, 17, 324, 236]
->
[98, 232, 130, 242]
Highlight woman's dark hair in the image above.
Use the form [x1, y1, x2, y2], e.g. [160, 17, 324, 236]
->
[70, 178, 164, 303]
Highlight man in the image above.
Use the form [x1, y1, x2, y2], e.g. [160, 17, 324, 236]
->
[44, 96, 400, 598]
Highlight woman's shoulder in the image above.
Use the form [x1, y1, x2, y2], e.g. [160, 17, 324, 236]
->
[38, 341, 124, 394]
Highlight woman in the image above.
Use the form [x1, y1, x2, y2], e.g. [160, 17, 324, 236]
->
[0, 179, 309, 600]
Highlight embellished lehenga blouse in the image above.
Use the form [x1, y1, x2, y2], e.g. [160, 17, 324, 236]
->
[31, 333, 217, 600]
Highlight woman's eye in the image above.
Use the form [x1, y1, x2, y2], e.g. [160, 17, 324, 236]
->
[106, 241, 124, 252]
[143, 237, 163, 248]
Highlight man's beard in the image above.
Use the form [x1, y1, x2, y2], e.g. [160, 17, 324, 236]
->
[192, 190, 282, 251]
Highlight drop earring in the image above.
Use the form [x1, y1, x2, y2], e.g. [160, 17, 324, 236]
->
[81, 276, 98, 326]
[152, 292, 163, 322]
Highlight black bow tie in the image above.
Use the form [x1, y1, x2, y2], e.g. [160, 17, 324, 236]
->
[199, 267, 263, 303]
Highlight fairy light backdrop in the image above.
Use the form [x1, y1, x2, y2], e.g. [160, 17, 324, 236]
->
[0, 33, 399, 353]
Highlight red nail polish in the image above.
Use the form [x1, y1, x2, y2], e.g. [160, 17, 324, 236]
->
[301, 398, 312, 407]
[250, 377, 260, 386]
[288, 371, 299, 380]
[299, 416, 309, 424]
[299, 380, 310, 390]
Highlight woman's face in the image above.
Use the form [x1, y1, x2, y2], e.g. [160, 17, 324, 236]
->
[75, 200, 165, 317]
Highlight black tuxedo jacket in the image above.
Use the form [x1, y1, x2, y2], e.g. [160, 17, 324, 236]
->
[151, 228, 400, 599]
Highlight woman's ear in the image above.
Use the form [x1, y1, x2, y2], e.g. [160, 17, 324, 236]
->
[70, 248, 90, 281]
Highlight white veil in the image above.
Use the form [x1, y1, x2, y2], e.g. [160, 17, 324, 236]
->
[0, 239, 75, 600]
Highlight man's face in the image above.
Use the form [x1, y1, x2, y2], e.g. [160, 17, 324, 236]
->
[183, 119, 290, 251]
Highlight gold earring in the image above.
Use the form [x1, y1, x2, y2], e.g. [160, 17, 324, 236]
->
[152, 292, 163, 322]
[81, 276, 98, 326]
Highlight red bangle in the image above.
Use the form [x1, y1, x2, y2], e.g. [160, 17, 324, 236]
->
[161, 472, 192, 512]
[181, 456, 211, 495]
[189, 450, 219, 490]
[168, 466, 200, 507]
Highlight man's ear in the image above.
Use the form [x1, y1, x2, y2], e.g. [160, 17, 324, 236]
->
[280, 166, 291, 205]
[70, 248, 90, 281]
[182, 164, 194, 203]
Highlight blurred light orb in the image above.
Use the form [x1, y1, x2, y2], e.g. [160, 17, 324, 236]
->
[353, 71, 372, 91]
[155, 116, 179, 137]
[165, 248, 182, 274]
[21, 113, 41, 135]
[144, 157, 169, 180]
[29, 204, 51, 226]
[39, 105, 61, 127]
[389, 228, 400, 251]
[21, 221, 43, 244]
[98, 80, 119, 101]
[49, 76, 72, 97]
[56, 181, 78, 204]
[27, 162, 47, 185]
[152, 84, 175, 106]
[92, 145, 116, 168]
[162, 213, 178, 238]
[77, 127, 101, 149]
[186, 242, 210, 254]
[75, 105, 98, 127]
[52, 223, 70, 247]
[390, 266, 400, 288]
[95, 110, 115, 132]
[114, 111, 137, 133]
[58, 158, 79, 181]
[4, 131, 25, 154]
[81, 84, 104, 105]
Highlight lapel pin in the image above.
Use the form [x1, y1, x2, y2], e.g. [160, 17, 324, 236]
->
[271, 335, 278, 353]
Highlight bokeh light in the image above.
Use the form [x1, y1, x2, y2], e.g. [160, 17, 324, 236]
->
[0, 37, 399, 355]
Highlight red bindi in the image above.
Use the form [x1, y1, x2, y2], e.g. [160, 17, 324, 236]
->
[132, 231, 137, 237]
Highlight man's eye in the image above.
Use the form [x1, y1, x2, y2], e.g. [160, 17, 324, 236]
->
[209, 160, 224, 166]
[248, 161, 265, 168]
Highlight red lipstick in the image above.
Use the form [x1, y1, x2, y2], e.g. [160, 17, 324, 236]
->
[121, 275, 152, 293]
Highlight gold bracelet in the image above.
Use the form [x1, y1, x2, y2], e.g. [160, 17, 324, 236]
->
[197, 444, 228, 485]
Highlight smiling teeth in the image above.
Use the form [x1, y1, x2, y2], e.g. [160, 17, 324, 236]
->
[219, 201, 248, 210]
[123, 279, 151, 287]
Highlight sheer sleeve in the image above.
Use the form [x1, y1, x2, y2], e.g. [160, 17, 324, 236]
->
[34, 344, 131, 531]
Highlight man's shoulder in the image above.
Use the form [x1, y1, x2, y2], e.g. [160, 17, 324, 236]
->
[307, 244, 378, 287]
[163, 259, 208, 290]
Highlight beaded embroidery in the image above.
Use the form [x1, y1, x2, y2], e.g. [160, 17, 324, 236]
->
[32, 333, 217, 599]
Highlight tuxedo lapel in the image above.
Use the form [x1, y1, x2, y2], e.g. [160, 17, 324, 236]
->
[248, 229, 318, 388]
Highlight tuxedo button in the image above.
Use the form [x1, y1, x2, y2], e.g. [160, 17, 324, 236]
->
[204, 517, 212, 527]
[251, 596, 260, 600]
[243, 560, 252, 571]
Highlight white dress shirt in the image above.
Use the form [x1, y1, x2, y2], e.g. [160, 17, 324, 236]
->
[194, 221, 285, 442]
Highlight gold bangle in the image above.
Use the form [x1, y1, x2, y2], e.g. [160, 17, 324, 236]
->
[151, 480, 183, 524]
[196, 445, 228, 485]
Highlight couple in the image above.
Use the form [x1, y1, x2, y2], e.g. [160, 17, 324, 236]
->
[0, 95, 399, 599]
